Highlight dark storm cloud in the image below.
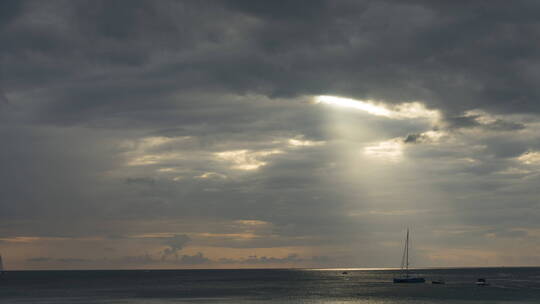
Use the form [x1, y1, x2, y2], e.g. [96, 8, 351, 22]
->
[219, 0, 540, 115]
[0, 0, 22, 29]
[4, 0, 540, 125]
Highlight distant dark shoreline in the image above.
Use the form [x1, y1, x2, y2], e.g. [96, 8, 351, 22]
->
[7, 266, 540, 272]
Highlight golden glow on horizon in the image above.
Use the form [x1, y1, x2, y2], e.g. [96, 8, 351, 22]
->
[0, 236, 66, 243]
[196, 232, 259, 239]
[128, 232, 178, 238]
[0, 236, 105, 243]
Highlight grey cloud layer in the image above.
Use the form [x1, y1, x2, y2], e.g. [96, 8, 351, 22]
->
[4, 0, 540, 121]
[2, 0, 540, 268]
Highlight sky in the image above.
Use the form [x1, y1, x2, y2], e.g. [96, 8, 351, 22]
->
[2, 0, 540, 270]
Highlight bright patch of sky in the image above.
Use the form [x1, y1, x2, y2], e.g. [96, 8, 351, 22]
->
[215, 149, 283, 171]
[315, 95, 439, 121]
[363, 139, 404, 162]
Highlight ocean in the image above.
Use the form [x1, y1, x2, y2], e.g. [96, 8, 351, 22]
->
[1, 267, 539, 303]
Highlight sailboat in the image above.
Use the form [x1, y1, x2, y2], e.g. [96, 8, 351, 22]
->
[393, 229, 425, 283]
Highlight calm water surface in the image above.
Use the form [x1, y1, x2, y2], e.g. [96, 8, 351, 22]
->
[0, 268, 539, 303]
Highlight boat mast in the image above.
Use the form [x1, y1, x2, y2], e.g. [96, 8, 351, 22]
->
[405, 228, 409, 277]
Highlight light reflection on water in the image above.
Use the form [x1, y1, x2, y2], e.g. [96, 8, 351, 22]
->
[1, 268, 539, 303]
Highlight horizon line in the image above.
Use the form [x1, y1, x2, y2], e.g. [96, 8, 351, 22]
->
[5, 265, 540, 271]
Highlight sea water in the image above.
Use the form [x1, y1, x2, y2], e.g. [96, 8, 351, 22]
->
[0, 267, 539, 303]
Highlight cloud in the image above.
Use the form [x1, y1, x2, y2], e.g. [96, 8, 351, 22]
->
[26, 257, 91, 264]
[24, 252, 313, 267]
[3, 0, 540, 124]
[179, 252, 210, 265]
[444, 115, 482, 129]
[55, 258, 90, 263]
[26, 257, 53, 262]
[485, 119, 526, 131]
[238, 253, 302, 264]
[161, 234, 190, 260]
[444, 115, 525, 131]
[403, 133, 423, 144]
[0, 0, 22, 29]
[0, 86, 10, 109]
[3, 0, 540, 269]
[125, 177, 156, 185]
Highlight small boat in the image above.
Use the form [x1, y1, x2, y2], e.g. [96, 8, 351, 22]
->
[431, 279, 445, 284]
[393, 229, 425, 283]
[476, 278, 489, 286]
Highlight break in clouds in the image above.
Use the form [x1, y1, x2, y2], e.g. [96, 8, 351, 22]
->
[2, 0, 540, 269]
